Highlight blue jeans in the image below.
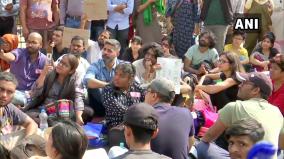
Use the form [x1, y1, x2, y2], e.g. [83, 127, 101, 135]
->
[65, 17, 81, 28]
[196, 141, 230, 159]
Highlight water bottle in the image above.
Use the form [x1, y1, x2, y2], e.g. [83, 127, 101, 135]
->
[39, 108, 48, 131]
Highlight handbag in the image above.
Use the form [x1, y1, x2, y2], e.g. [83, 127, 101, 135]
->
[45, 99, 75, 124]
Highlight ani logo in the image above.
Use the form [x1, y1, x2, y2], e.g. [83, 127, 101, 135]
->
[233, 14, 261, 33]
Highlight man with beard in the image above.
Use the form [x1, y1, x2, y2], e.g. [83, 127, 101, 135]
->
[84, 39, 125, 117]
[0, 72, 37, 145]
[85, 30, 111, 64]
[184, 31, 219, 76]
[0, 32, 47, 106]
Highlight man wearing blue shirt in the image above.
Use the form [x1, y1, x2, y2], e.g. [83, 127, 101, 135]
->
[84, 39, 125, 117]
[106, 0, 134, 58]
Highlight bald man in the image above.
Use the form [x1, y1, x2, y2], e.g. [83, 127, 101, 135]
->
[0, 32, 47, 106]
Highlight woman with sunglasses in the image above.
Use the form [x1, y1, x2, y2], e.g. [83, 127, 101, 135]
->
[268, 54, 284, 116]
[23, 54, 86, 126]
[195, 52, 245, 110]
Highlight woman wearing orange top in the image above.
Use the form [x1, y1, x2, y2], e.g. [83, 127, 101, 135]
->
[0, 34, 19, 71]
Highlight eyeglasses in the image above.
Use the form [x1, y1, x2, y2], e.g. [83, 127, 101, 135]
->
[58, 60, 70, 68]
[217, 59, 229, 64]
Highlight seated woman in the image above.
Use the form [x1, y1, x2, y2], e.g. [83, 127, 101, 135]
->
[30, 120, 88, 159]
[161, 36, 177, 59]
[268, 54, 284, 116]
[101, 63, 145, 129]
[0, 34, 19, 72]
[195, 52, 245, 110]
[24, 54, 86, 125]
[132, 42, 163, 85]
[121, 36, 143, 63]
[250, 32, 279, 72]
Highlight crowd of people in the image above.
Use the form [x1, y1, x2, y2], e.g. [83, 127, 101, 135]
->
[0, 0, 284, 159]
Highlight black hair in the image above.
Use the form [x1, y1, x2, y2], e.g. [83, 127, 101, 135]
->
[51, 120, 88, 159]
[233, 30, 246, 40]
[99, 30, 112, 37]
[71, 35, 85, 46]
[140, 42, 163, 59]
[270, 54, 284, 71]
[0, 72, 18, 86]
[131, 36, 143, 45]
[262, 32, 276, 47]
[199, 31, 216, 49]
[225, 118, 265, 143]
[125, 122, 156, 144]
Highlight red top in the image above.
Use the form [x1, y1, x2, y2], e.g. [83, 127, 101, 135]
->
[268, 81, 284, 116]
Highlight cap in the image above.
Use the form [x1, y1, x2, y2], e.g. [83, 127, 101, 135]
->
[236, 72, 272, 97]
[124, 103, 158, 130]
[148, 78, 175, 99]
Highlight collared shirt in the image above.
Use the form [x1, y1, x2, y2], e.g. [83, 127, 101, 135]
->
[83, 58, 124, 86]
[102, 82, 145, 128]
[107, 0, 134, 30]
[0, 0, 19, 17]
[60, 0, 84, 25]
[10, 48, 46, 91]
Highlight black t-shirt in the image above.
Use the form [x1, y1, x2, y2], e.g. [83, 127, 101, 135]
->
[52, 47, 69, 61]
[121, 48, 141, 63]
[210, 73, 240, 110]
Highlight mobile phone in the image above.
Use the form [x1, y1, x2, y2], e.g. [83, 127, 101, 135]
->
[47, 53, 53, 64]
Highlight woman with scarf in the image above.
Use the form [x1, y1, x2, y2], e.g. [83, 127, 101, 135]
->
[134, 0, 165, 43]
[0, 34, 18, 71]
[167, 0, 200, 58]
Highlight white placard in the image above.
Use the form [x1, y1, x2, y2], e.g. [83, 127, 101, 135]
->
[156, 57, 183, 94]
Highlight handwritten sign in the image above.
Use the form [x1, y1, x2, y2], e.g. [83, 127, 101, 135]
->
[62, 27, 90, 48]
[83, 0, 108, 20]
[156, 58, 183, 94]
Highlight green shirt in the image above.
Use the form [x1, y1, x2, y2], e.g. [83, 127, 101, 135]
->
[219, 98, 284, 149]
[185, 44, 219, 68]
[204, 0, 226, 25]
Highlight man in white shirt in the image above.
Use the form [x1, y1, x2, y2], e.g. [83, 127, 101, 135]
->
[106, 0, 134, 58]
